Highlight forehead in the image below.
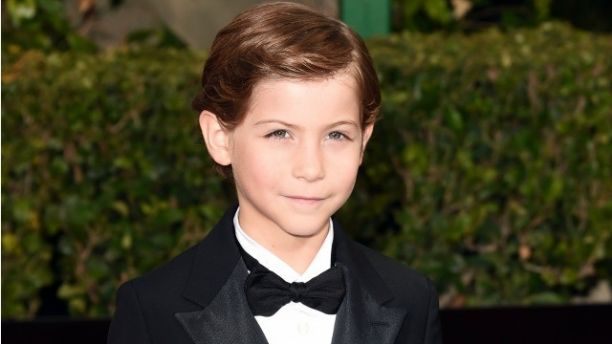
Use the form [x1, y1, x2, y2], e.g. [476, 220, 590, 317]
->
[253, 74, 357, 99]
[243, 72, 360, 124]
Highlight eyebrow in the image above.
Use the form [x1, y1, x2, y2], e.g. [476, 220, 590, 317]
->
[327, 120, 360, 129]
[253, 119, 359, 129]
[254, 119, 298, 128]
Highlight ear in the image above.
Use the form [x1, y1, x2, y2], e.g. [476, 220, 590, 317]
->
[199, 111, 232, 166]
[359, 123, 374, 164]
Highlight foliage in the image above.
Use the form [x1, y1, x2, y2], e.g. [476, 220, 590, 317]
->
[2, 23, 611, 317]
[2, 0, 97, 54]
[2, 48, 231, 317]
[357, 22, 612, 306]
[2, 0, 186, 57]
[391, 0, 612, 33]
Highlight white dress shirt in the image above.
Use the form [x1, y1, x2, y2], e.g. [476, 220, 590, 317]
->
[233, 208, 337, 344]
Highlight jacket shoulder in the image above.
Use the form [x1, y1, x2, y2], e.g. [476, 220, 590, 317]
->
[125, 242, 201, 305]
[109, 243, 204, 343]
[353, 242, 436, 305]
[349, 242, 443, 344]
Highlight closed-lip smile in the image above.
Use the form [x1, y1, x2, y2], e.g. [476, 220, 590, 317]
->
[284, 195, 326, 202]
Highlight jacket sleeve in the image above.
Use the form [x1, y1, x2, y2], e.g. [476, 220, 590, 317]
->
[107, 281, 152, 344]
[423, 279, 443, 344]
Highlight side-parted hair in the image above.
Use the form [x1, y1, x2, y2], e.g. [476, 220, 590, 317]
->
[192, 2, 380, 176]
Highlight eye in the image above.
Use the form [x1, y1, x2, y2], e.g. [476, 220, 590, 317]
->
[265, 129, 290, 139]
[327, 131, 350, 141]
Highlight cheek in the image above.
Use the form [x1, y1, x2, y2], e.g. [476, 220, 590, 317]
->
[325, 146, 362, 184]
[329, 142, 363, 162]
[232, 140, 284, 187]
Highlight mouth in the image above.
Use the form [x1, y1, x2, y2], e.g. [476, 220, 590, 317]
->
[283, 195, 326, 204]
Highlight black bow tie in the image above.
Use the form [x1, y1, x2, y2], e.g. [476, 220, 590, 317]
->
[241, 251, 346, 317]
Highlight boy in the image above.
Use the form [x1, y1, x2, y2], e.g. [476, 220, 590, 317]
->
[108, 2, 441, 344]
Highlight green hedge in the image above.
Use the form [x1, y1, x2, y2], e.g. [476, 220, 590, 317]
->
[365, 23, 612, 306]
[2, 23, 611, 318]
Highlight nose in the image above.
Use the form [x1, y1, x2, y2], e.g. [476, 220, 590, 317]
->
[292, 139, 325, 182]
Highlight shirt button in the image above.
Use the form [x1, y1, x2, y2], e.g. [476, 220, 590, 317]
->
[297, 322, 310, 335]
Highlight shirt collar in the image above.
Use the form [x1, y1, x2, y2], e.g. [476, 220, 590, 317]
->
[233, 207, 334, 283]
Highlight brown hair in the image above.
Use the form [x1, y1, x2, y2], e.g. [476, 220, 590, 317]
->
[192, 1, 380, 175]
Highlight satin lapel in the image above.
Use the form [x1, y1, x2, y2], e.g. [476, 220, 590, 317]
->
[331, 221, 407, 344]
[175, 205, 268, 344]
[181, 205, 241, 309]
[175, 260, 268, 344]
[331, 264, 407, 344]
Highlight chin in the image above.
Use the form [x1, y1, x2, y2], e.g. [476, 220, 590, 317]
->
[280, 217, 331, 238]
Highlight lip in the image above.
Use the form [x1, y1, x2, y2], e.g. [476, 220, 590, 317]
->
[283, 195, 326, 204]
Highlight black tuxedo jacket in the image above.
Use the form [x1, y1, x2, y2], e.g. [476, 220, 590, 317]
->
[107, 206, 442, 344]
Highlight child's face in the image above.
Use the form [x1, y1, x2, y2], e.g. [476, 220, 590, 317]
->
[206, 71, 373, 244]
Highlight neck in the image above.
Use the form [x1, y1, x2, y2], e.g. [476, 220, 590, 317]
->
[240, 219, 329, 275]
[266, 232, 328, 274]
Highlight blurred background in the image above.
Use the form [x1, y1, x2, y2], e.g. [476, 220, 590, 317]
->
[2, 0, 611, 341]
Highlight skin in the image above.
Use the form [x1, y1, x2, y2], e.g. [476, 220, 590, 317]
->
[199, 71, 373, 273]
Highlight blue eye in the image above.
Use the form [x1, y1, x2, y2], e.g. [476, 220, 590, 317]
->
[265, 129, 290, 139]
[328, 131, 348, 141]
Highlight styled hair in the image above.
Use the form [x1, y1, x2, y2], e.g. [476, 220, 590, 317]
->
[192, 1, 380, 175]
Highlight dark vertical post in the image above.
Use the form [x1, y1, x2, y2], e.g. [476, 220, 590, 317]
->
[340, 0, 391, 37]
